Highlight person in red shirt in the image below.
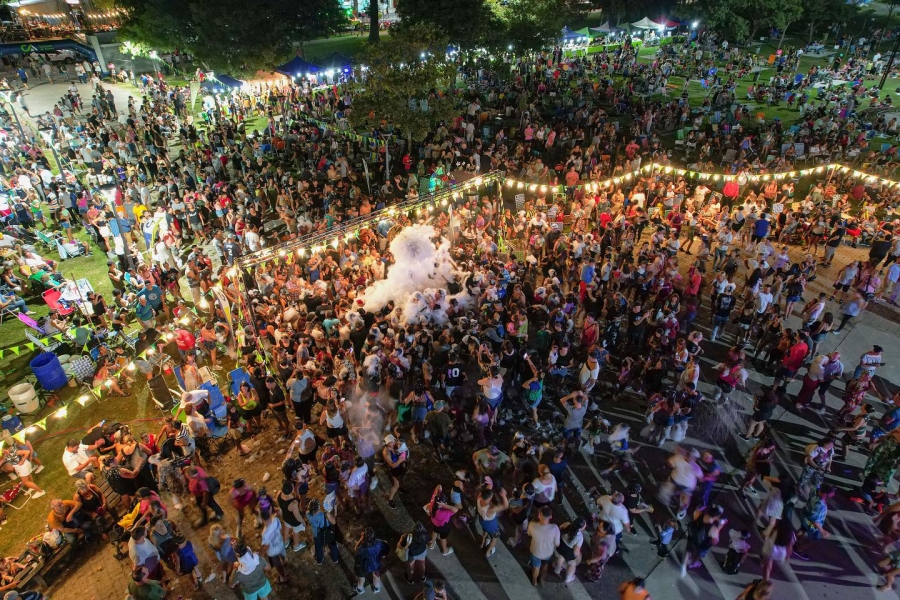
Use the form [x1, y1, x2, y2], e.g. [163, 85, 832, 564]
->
[686, 266, 702, 296]
[625, 140, 639, 159]
[774, 332, 809, 392]
[184, 466, 224, 526]
[173, 328, 196, 357]
[599, 212, 612, 229]
[564, 167, 579, 189]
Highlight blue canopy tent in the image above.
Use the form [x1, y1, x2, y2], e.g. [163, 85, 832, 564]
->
[560, 27, 588, 41]
[318, 52, 354, 72]
[201, 74, 244, 92]
[275, 56, 321, 78]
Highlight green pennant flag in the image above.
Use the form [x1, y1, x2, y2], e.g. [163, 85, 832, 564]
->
[13, 430, 26, 443]
[34, 418, 47, 430]
[25, 342, 35, 351]
[54, 334, 64, 341]
[0, 350, 4, 360]
[10, 346, 19, 356]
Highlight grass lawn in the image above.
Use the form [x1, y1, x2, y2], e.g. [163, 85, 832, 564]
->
[627, 36, 900, 153]
[0, 228, 112, 355]
[0, 383, 162, 556]
[297, 32, 392, 63]
[0, 226, 139, 556]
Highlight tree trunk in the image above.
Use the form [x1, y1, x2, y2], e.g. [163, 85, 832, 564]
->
[368, 0, 380, 44]
[808, 20, 816, 44]
[353, 0, 359, 16]
[778, 22, 790, 49]
[749, 20, 761, 42]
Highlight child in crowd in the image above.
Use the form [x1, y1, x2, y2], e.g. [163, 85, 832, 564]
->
[653, 518, 678, 557]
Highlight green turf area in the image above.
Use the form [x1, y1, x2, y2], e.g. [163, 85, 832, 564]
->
[0, 381, 159, 556]
[624, 36, 900, 154]
[300, 32, 390, 62]
[0, 228, 111, 355]
[0, 227, 130, 556]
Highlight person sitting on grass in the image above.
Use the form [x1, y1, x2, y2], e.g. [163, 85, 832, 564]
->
[93, 356, 130, 397]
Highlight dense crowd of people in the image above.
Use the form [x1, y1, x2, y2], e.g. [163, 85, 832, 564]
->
[0, 27, 899, 600]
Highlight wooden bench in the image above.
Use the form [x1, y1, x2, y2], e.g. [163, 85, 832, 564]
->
[12, 478, 122, 591]
[13, 539, 74, 591]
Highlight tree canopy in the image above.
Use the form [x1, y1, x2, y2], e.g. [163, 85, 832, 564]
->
[394, 0, 582, 51]
[696, 0, 856, 44]
[117, 0, 346, 76]
[349, 23, 460, 145]
[394, 0, 498, 48]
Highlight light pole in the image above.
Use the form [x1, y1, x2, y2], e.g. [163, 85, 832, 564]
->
[98, 183, 135, 270]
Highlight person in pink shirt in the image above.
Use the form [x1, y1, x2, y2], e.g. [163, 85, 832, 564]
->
[774, 332, 809, 392]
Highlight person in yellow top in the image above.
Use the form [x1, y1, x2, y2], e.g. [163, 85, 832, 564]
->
[236, 381, 262, 432]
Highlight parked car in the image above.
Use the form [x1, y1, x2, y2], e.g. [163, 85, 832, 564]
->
[39, 50, 78, 63]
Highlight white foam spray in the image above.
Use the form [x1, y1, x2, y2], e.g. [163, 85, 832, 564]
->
[362, 225, 472, 325]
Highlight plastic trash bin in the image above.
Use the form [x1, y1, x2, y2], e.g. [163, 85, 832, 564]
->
[30, 352, 68, 391]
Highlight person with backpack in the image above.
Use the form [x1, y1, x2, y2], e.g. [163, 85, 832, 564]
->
[553, 517, 586, 583]
[228, 543, 273, 600]
[712, 359, 748, 404]
[506, 482, 535, 548]
[397, 521, 430, 584]
[680, 504, 727, 578]
[427, 486, 458, 556]
[354, 527, 388, 594]
[183, 466, 223, 527]
[306, 498, 338, 565]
